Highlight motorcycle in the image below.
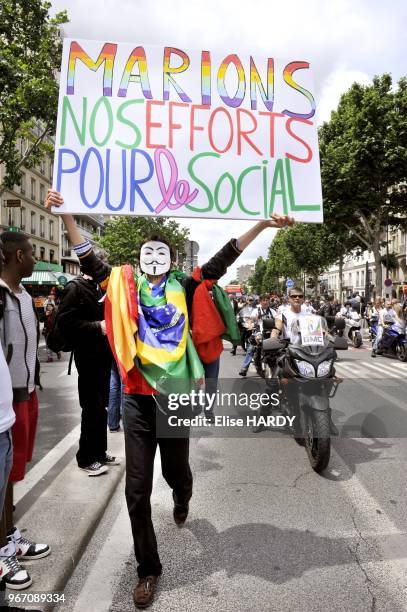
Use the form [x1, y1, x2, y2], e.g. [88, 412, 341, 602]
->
[262, 315, 342, 473]
[337, 311, 363, 348]
[249, 317, 276, 377]
[375, 321, 407, 361]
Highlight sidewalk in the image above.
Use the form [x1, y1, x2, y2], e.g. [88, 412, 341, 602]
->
[11, 431, 125, 611]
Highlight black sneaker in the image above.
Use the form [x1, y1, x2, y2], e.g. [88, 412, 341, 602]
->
[80, 462, 108, 476]
[102, 454, 121, 466]
[239, 369, 247, 377]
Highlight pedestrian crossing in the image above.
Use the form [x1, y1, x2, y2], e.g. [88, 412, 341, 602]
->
[335, 357, 407, 379]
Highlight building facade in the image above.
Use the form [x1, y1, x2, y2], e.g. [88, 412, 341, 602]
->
[324, 226, 407, 301]
[61, 214, 105, 275]
[0, 136, 60, 264]
[237, 264, 254, 285]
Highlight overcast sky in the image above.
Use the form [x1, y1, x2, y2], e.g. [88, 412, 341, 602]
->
[50, 0, 406, 284]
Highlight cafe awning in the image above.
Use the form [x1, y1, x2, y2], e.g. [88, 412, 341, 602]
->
[22, 271, 76, 286]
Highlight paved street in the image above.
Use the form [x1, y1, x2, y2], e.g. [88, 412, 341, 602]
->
[19, 340, 403, 612]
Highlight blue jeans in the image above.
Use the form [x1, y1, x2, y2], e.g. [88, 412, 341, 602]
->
[203, 358, 220, 413]
[107, 361, 123, 430]
[242, 344, 256, 371]
[0, 430, 13, 518]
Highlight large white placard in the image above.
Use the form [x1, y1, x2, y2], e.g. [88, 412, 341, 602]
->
[53, 39, 323, 221]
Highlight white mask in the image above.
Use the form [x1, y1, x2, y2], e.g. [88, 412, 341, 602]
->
[140, 241, 171, 276]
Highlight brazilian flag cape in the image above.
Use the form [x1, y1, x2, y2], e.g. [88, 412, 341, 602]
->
[104, 265, 204, 394]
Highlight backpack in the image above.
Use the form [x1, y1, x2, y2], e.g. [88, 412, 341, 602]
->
[45, 279, 81, 353]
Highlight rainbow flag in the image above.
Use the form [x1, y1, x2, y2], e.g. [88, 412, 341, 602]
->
[105, 265, 204, 394]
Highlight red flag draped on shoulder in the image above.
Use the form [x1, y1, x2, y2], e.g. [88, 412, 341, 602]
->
[190, 267, 225, 364]
[104, 265, 138, 386]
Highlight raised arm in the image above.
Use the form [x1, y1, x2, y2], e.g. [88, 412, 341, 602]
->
[45, 190, 85, 246]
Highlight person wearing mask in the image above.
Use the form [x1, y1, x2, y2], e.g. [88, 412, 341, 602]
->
[46, 188, 294, 609]
[0, 232, 50, 592]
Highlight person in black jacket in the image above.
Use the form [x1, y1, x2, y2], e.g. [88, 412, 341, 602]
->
[318, 295, 336, 331]
[56, 249, 116, 477]
[46, 188, 294, 609]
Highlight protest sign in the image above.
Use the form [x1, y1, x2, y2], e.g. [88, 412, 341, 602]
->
[53, 39, 323, 221]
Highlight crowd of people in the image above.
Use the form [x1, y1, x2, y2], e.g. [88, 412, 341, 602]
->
[229, 289, 407, 367]
[1, 186, 406, 610]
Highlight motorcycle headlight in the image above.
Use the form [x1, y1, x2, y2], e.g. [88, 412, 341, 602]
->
[317, 360, 333, 377]
[294, 360, 315, 378]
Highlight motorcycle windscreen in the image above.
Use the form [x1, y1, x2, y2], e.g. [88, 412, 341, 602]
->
[290, 315, 329, 355]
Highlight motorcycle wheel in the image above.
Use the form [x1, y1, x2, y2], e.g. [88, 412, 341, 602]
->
[303, 410, 331, 473]
[353, 332, 362, 348]
[396, 343, 407, 362]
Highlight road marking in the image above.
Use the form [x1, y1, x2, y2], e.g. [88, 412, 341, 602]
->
[358, 361, 401, 379]
[14, 424, 81, 504]
[335, 362, 407, 411]
[72, 452, 162, 612]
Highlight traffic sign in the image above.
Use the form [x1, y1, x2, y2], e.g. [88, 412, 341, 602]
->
[384, 278, 393, 288]
[286, 279, 295, 288]
[58, 275, 68, 286]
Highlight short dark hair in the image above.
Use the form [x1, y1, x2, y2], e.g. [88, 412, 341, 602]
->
[136, 234, 176, 264]
[288, 287, 304, 296]
[259, 294, 270, 301]
[0, 231, 30, 263]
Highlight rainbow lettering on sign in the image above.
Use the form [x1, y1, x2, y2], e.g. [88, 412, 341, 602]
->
[67, 41, 117, 96]
[282, 61, 316, 119]
[117, 46, 153, 99]
[217, 54, 246, 108]
[201, 51, 211, 106]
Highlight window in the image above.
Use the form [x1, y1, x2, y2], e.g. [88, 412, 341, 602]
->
[31, 211, 36, 235]
[20, 207, 26, 230]
[356, 271, 360, 286]
[40, 216, 45, 238]
[40, 184, 45, 205]
[32, 243, 36, 257]
[40, 158, 45, 174]
[40, 247, 45, 261]
[20, 173, 26, 195]
[7, 208, 14, 227]
[30, 178, 36, 201]
[49, 249, 54, 262]
[49, 220, 54, 241]
[49, 161, 53, 180]
[361, 271, 365, 286]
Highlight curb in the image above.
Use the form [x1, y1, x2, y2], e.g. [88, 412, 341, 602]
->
[11, 433, 125, 611]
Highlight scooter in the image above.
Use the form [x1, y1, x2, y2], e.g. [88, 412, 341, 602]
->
[368, 314, 379, 343]
[262, 316, 342, 474]
[337, 311, 363, 348]
[375, 321, 407, 362]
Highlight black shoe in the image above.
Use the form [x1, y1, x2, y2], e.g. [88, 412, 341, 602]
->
[371, 350, 376, 358]
[239, 369, 247, 377]
[173, 493, 189, 527]
[231, 348, 236, 356]
[252, 423, 266, 433]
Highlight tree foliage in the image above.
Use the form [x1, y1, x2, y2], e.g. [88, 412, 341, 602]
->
[0, 0, 68, 192]
[319, 74, 407, 294]
[95, 216, 190, 266]
[248, 256, 267, 294]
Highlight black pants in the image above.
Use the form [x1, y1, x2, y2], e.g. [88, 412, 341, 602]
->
[123, 394, 193, 578]
[74, 351, 111, 468]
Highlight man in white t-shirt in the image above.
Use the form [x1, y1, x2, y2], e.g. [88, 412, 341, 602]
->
[273, 287, 308, 340]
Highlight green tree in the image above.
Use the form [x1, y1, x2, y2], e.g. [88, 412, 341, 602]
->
[95, 216, 189, 266]
[248, 256, 267, 294]
[0, 0, 68, 194]
[319, 74, 407, 296]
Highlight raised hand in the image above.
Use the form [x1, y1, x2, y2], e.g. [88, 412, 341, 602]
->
[45, 189, 64, 211]
[265, 213, 295, 228]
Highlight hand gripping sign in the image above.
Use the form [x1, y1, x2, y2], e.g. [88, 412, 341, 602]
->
[53, 39, 323, 222]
